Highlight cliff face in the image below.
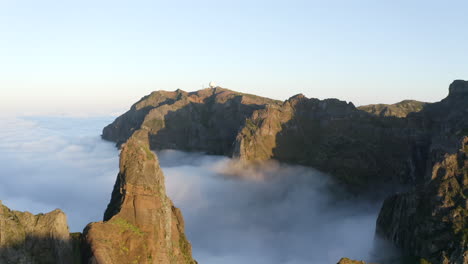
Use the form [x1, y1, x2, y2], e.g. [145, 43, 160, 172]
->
[102, 87, 280, 155]
[376, 137, 468, 264]
[0, 202, 76, 264]
[358, 100, 427, 118]
[410, 80, 468, 173]
[83, 130, 196, 264]
[233, 94, 430, 188]
[234, 81, 468, 189]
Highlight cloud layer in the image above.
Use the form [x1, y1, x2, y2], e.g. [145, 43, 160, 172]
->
[0, 116, 118, 232]
[159, 150, 393, 264]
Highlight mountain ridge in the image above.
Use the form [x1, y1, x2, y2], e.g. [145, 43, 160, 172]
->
[102, 79, 468, 263]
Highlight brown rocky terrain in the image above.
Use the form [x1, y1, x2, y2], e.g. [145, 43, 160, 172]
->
[103, 79, 468, 264]
[234, 80, 468, 190]
[83, 129, 196, 264]
[358, 100, 427, 118]
[102, 87, 280, 155]
[337, 258, 367, 264]
[103, 87, 432, 190]
[232, 94, 429, 189]
[103, 80, 468, 191]
[0, 201, 78, 264]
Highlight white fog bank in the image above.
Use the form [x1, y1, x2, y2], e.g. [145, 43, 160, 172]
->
[159, 150, 397, 264]
[0, 116, 118, 231]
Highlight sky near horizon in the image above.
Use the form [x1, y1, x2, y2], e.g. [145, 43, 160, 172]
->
[1, 0, 467, 116]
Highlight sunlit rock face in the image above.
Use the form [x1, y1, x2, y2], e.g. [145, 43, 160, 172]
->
[83, 130, 196, 264]
[377, 137, 468, 264]
[0, 202, 76, 264]
[336, 258, 367, 264]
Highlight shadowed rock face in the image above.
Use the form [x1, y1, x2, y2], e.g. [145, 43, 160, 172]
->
[377, 137, 468, 264]
[358, 100, 428, 118]
[83, 130, 196, 264]
[0, 202, 76, 264]
[449, 80, 468, 95]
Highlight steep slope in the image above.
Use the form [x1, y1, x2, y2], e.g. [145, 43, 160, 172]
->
[0, 202, 76, 264]
[409, 80, 468, 172]
[102, 87, 280, 155]
[83, 129, 196, 264]
[358, 100, 427, 118]
[376, 137, 468, 264]
[233, 95, 429, 188]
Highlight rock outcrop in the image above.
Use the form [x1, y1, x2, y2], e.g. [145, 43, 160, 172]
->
[0, 201, 77, 264]
[358, 100, 427, 118]
[336, 258, 367, 264]
[376, 137, 468, 264]
[83, 130, 196, 264]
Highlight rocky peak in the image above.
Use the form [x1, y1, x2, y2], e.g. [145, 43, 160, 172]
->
[84, 129, 196, 264]
[103, 130, 164, 221]
[448, 79, 468, 96]
[288, 93, 307, 101]
[0, 203, 76, 263]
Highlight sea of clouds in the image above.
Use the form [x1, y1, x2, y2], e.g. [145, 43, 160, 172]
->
[0, 116, 119, 231]
[159, 150, 397, 264]
[0, 116, 398, 264]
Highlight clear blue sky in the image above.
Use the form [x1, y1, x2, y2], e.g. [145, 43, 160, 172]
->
[1, 0, 467, 116]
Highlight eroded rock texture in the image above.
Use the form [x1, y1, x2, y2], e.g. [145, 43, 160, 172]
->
[83, 130, 196, 264]
[0, 202, 76, 264]
[377, 137, 468, 264]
